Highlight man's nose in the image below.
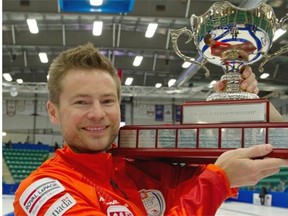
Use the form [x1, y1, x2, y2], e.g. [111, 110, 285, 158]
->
[87, 102, 105, 119]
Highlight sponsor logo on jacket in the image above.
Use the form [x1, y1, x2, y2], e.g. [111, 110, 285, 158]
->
[44, 193, 76, 216]
[107, 205, 134, 216]
[139, 189, 166, 216]
[19, 177, 65, 216]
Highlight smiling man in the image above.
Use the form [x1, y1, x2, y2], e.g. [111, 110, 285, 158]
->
[48, 68, 120, 153]
[13, 43, 288, 216]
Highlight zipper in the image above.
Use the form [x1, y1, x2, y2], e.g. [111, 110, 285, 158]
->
[110, 179, 129, 199]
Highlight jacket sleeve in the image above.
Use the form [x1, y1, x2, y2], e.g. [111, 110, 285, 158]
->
[167, 164, 238, 216]
[127, 161, 237, 216]
[13, 176, 108, 216]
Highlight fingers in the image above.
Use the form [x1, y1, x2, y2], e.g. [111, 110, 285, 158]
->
[215, 66, 259, 94]
[249, 83, 259, 94]
[214, 80, 227, 92]
[258, 168, 280, 180]
[237, 144, 273, 159]
[248, 158, 288, 185]
[240, 65, 252, 79]
[254, 157, 288, 170]
[240, 66, 259, 94]
[245, 167, 280, 186]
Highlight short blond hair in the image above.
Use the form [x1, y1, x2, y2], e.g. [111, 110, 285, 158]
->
[47, 43, 121, 105]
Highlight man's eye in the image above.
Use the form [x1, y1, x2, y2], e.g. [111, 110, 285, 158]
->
[75, 101, 88, 105]
[103, 99, 115, 104]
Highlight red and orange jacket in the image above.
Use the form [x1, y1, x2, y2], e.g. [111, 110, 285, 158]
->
[14, 145, 237, 215]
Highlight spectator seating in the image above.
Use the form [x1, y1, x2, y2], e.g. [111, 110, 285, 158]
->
[3, 146, 49, 183]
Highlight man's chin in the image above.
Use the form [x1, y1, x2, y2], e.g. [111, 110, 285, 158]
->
[67, 142, 111, 154]
[88, 143, 112, 153]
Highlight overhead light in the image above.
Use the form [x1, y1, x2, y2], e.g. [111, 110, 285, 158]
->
[168, 79, 176, 87]
[26, 18, 39, 34]
[10, 86, 18, 97]
[90, 0, 103, 6]
[260, 73, 270, 79]
[145, 23, 158, 38]
[273, 29, 286, 41]
[2, 132, 7, 136]
[182, 61, 192, 68]
[39, 52, 48, 63]
[125, 77, 133, 86]
[208, 80, 217, 88]
[3, 73, 12, 82]
[155, 83, 162, 88]
[133, 56, 143, 66]
[16, 79, 23, 84]
[93, 21, 103, 36]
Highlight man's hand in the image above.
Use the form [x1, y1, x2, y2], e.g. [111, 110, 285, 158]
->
[214, 66, 259, 94]
[215, 144, 288, 188]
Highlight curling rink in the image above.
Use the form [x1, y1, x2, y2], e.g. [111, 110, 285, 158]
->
[216, 201, 288, 216]
[2, 195, 288, 216]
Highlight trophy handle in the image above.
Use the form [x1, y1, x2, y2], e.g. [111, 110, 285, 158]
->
[258, 15, 288, 72]
[171, 27, 210, 77]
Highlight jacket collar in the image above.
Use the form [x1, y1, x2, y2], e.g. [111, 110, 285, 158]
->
[56, 145, 117, 183]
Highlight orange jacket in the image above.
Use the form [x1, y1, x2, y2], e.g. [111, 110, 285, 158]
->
[14, 145, 237, 215]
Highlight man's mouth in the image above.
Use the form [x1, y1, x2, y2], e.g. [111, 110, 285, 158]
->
[83, 126, 107, 131]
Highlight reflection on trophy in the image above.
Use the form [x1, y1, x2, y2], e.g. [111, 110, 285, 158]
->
[171, 1, 288, 101]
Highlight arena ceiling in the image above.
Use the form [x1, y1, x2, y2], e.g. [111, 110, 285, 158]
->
[2, 0, 288, 100]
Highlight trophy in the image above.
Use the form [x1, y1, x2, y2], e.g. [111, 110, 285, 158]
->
[171, 1, 288, 101]
[111, 1, 288, 164]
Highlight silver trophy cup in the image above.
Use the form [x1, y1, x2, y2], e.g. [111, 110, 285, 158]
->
[171, 1, 288, 101]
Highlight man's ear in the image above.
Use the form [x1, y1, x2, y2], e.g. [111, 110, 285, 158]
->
[47, 101, 59, 125]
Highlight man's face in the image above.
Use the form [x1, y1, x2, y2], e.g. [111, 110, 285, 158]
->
[47, 68, 120, 153]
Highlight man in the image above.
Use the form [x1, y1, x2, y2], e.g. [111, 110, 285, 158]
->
[259, 186, 268, 205]
[14, 43, 287, 215]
